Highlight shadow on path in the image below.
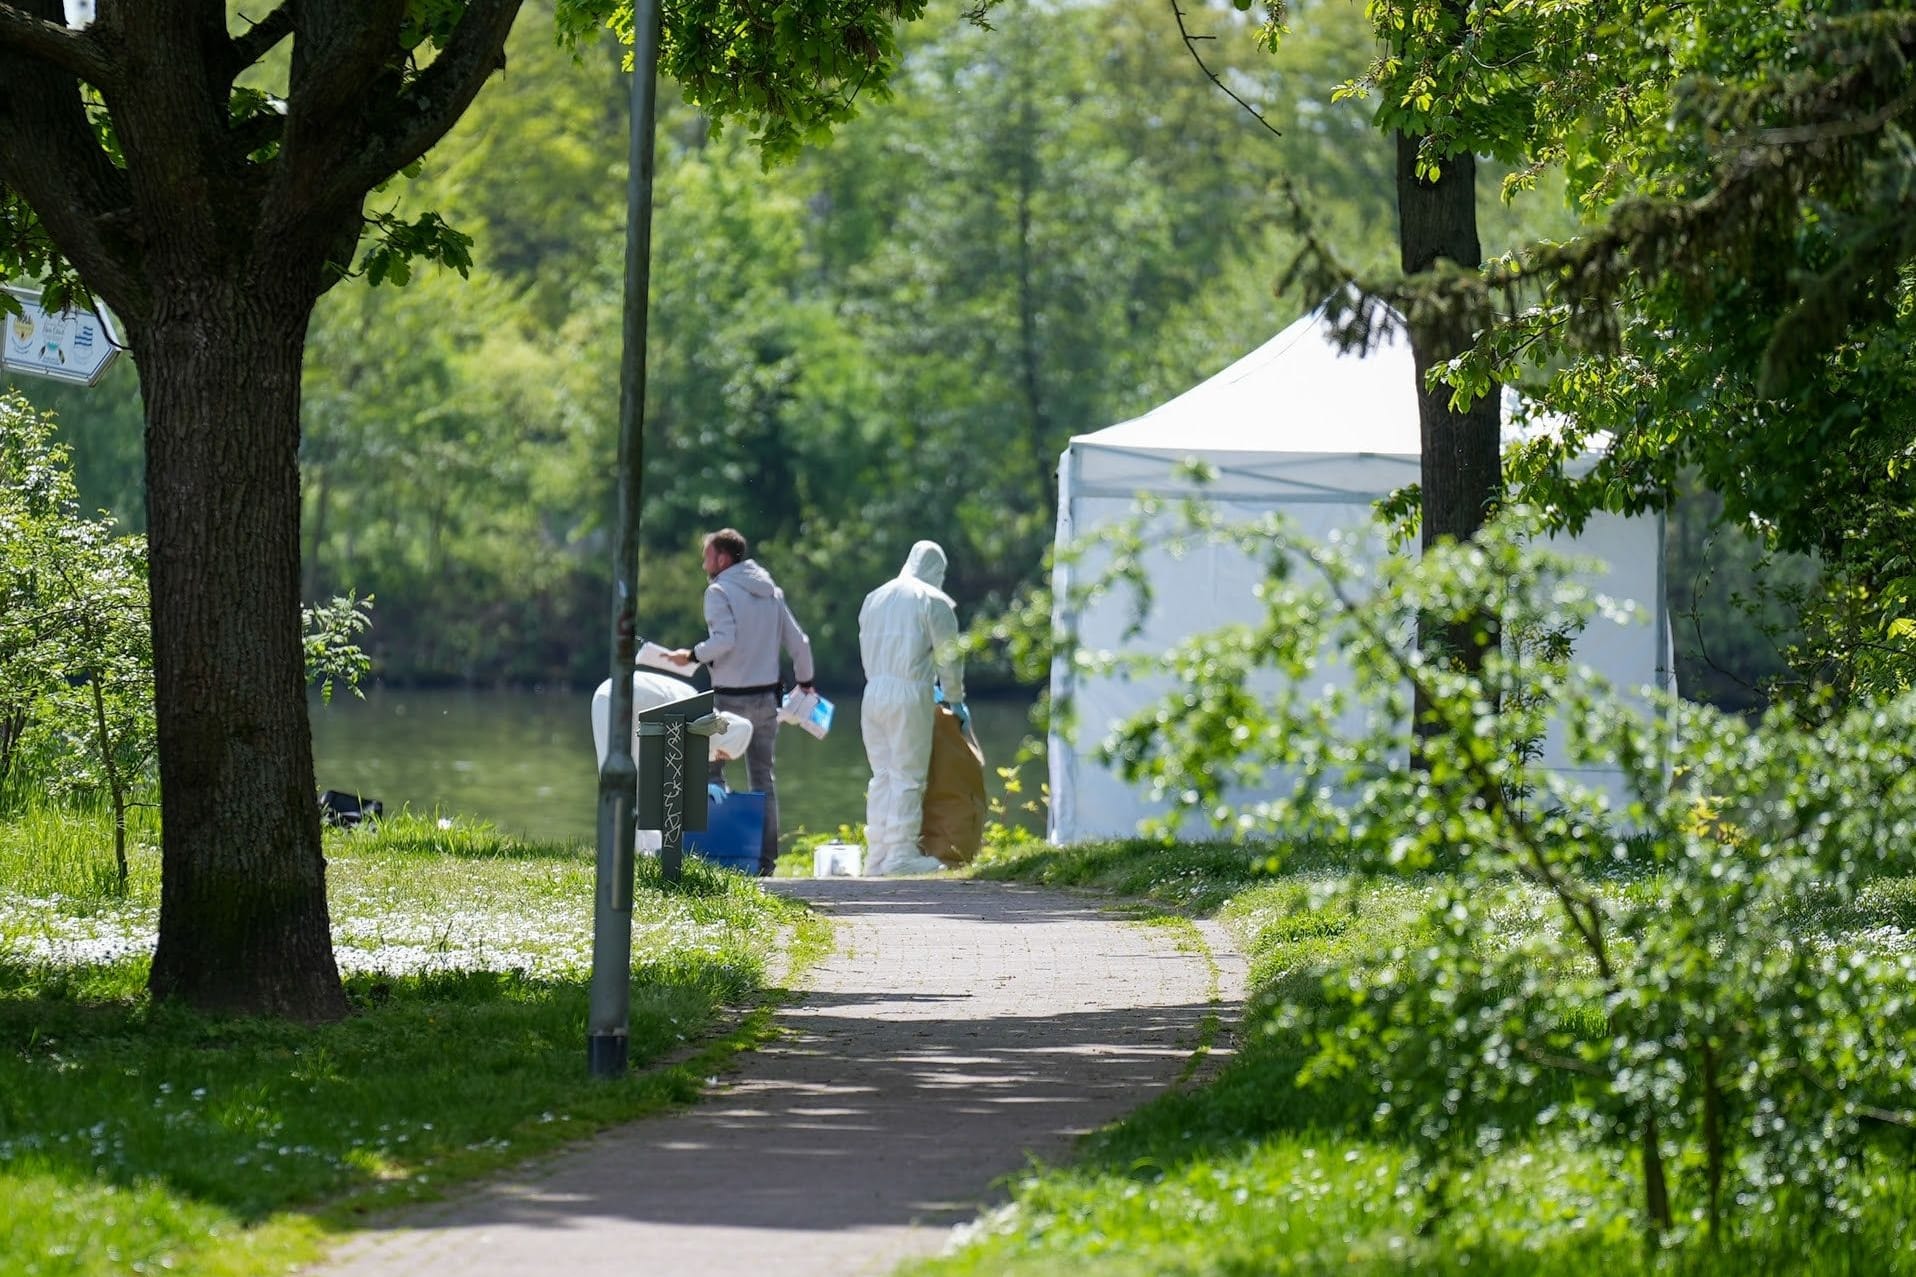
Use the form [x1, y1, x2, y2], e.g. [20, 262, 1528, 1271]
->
[316, 877, 1227, 1276]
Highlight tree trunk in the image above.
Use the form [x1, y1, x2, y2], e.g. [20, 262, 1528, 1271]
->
[1011, 42, 1056, 527]
[1702, 1040, 1724, 1243]
[1642, 1109, 1674, 1239]
[1396, 131, 1501, 559]
[86, 671, 128, 889]
[1397, 129, 1502, 756]
[303, 466, 329, 604]
[137, 282, 347, 1021]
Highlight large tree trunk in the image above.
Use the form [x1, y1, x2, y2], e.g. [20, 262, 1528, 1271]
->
[1396, 132, 1500, 556]
[1397, 131, 1502, 777]
[1398, 132, 1501, 698]
[137, 282, 348, 1022]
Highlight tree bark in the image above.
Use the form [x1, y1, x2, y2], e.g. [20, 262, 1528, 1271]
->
[1642, 1109, 1674, 1239]
[1397, 131, 1500, 558]
[137, 282, 347, 1021]
[85, 670, 128, 888]
[1397, 129, 1501, 758]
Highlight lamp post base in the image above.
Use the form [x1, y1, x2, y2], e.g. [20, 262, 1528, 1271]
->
[587, 1031, 629, 1079]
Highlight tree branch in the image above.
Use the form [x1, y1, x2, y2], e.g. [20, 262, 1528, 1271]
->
[280, 0, 408, 148]
[1737, 83, 1916, 154]
[1167, 0, 1280, 140]
[325, 0, 521, 198]
[0, 2, 114, 88]
[229, 101, 286, 158]
[224, 1, 296, 83]
[0, 0, 140, 314]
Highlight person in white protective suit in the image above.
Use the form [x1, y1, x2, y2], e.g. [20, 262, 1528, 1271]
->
[858, 540, 965, 876]
[591, 671, 754, 852]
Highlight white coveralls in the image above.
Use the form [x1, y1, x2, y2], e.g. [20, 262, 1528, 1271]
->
[858, 541, 964, 876]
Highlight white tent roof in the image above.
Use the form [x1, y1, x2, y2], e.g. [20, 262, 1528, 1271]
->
[1087, 303, 1423, 456]
[1074, 301, 1593, 496]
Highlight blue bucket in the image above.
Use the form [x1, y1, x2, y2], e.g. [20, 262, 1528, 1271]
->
[684, 790, 765, 874]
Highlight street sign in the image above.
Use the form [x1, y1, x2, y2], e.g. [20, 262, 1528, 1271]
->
[2, 286, 122, 387]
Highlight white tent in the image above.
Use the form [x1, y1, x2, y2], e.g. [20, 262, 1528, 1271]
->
[1046, 300, 1674, 843]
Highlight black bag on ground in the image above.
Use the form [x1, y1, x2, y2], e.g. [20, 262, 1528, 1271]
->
[318, 790, 382, 829]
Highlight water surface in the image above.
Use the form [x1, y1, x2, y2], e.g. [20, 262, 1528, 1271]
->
[310, 688, 1040, 847]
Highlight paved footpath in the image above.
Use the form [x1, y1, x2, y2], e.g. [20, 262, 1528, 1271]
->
[315, 876, 1245, 1277]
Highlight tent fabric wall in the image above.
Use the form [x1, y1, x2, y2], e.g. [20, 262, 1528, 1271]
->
[1047, 303, 1674, 844]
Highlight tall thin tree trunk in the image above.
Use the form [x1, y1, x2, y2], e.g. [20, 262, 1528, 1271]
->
[86, 670, 128, 888]
[1011, 28, 1056, 526]
[1702, 1040, 1724, 1243]
[303, 467, 329, 604]
[1642, 1109, 1674, 1239]
[138, 282, 347, 1021]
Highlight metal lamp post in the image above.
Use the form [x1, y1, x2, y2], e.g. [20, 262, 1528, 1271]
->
[587, 0, 666, 1081]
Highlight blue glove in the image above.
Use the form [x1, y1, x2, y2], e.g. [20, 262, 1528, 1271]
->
[706, 781, 727, 804]
[932, 684, 946, 704]
[953, 703, 971, 730]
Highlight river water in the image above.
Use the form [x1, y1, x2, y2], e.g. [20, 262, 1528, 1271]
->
[310, 688, 1041, 846]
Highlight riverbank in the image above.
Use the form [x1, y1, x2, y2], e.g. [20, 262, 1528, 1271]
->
[0, 808, 824, 1276]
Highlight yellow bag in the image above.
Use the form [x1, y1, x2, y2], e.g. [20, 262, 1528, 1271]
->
[921, 705, 987, 866]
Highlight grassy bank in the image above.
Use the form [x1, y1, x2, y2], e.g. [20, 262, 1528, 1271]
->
[918, 836, 1916, 1277]
[0, 806, 822, 1277]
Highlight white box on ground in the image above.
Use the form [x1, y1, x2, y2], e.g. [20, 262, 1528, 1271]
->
[812, 842, 861, 877]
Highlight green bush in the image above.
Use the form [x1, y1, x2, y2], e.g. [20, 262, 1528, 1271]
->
[1086, 503, 1916, 1252]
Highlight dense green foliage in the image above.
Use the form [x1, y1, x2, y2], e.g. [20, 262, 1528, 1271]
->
[0, 392, 151, 884]
[0, 810, 818, 1276]
[8, 0, 1580, 691]
[1021, 503, 1916, 1259]
[1341, 0, 1916, 710]
[0, 395, 372, 830]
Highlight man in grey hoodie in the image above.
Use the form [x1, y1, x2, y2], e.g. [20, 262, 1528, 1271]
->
[667, 528, 815, 875]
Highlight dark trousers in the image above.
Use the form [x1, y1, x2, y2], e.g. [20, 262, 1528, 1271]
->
[710, 691, 781, 873]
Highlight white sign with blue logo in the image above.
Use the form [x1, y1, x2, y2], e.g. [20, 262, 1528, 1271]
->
[2, 286, 122, 387]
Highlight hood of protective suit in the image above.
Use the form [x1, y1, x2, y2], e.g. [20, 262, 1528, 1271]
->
[900, 540, 947, 590]
[716, 558, 781, 596]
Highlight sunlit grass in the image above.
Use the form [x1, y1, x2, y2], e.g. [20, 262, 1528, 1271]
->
[0, 804, 821, 1276]
[0, 797, 162, 903]
[924, 839, 1916, 1276]
[966, 833, 1306, 912]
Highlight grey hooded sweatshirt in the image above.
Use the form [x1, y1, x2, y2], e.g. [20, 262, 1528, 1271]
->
[692, 559, 815, 691]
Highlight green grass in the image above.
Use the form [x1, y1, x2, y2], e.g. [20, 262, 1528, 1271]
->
[0, 806, 824, 1276]
[0, 798, 163, 902]
[917, 838, 1916, 1277]
[967, 832, 1347, 914]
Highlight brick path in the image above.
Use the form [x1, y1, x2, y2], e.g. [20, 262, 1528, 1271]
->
[314, 877, 1241, 1277]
